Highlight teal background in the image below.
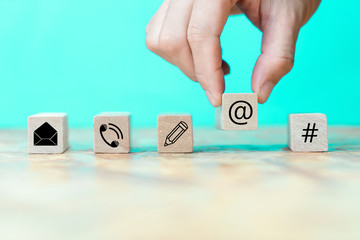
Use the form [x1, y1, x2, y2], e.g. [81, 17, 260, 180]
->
[0, 0, 359, 128]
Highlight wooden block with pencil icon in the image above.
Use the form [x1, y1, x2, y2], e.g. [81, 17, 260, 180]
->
[157, 114, 193, 153]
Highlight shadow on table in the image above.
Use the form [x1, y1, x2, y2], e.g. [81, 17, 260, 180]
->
[195, 142, 360, 153]
[194, 144, 288, 153]
[329, 143, 360, 152]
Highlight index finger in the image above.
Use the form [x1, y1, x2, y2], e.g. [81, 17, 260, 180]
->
[187, 0, 235, 107]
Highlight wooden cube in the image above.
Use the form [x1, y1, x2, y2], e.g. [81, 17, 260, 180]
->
[93, 112, 130, 153]
[288, 113, 328, 152]
[157, 114, 193, 153]
[28, 113, 68, 154]
[216, 93, 258, 130]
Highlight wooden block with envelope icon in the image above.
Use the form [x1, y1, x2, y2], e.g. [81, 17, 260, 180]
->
[157, 114, 193, 153]
[28, 113, 69, 154]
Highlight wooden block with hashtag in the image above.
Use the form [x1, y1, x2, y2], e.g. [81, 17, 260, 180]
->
[157, 114, 193, 153]
[288, 113, 328, 152]
[216, 93, 258, 130]
[28, 113, 69, 154]
[93, 112, 131, 153]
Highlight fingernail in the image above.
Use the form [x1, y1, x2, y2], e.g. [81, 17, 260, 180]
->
[222, 60, 230, 75]
[259, 81, 275, 103]
[205, 90, 216, 106]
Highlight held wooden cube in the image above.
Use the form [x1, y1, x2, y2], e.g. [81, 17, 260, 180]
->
[94, 112, 130, 153]
[157, 114, 193, 153]
[216, 93, 258, 130]
[288, 113, 328, 152]
[28, 113, 69, 154]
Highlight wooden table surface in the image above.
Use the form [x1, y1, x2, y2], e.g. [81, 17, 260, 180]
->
[0, 127, 359, 240]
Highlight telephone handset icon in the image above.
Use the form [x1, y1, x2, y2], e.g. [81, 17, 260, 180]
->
[99, 123, 123, 148]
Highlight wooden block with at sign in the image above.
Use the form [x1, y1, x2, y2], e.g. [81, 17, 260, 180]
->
[288, 113, 328, 152]
[94, 113, 130, 153]
[28, 113, 68, 154]
[216, 93, 258, 130]
[157, 114, 193, 153]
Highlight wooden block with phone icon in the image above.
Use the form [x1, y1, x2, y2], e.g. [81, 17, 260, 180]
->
[157, 114, 193, 153]
[93, 112, 130, 153]
[28, 113, 69, 154]
[216, 93, 258, 130]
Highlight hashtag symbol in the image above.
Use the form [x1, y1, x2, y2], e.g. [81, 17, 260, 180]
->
[302, 123, 318, 143]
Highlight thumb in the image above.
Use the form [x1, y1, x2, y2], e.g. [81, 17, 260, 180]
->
[252, 14, 301, 103]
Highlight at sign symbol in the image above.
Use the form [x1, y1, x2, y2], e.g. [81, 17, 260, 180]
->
[229, 101, 253, 125]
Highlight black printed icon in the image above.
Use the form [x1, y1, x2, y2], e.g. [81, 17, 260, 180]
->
[164, 121, 188, 147]
[100, 123, 123, 148]
[229, 101, 253, 125]
[34, 122, 58, 146]
[302, 123, 318, 143]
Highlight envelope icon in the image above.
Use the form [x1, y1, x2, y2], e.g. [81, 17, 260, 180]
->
[33, 122, 58, 146]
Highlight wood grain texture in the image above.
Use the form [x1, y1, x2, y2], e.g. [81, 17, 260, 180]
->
[157, 114, 193, 153]
[28, 113, 68, 153]
[216, 93, 258, 130]
[1, 127, 360, 240]
[289, 113, 328, 152]
[94, 112, 130, 153]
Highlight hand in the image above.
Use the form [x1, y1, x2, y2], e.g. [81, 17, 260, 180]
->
[146, 0, 321, 106]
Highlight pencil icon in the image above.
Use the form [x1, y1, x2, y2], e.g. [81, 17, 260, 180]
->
[164, 121, 188, 147]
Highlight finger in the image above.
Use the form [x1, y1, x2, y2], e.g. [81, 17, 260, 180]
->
[145, 0, 172, 61]
[188, 0, 235, 107]
[251, 12, 301, 104]
[230, 4, 242, 15]
[159, 0, 197, 81]
[145, 15, 153, 34]
[235, 1, 261, 29]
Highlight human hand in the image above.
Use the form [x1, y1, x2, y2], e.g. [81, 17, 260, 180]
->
[146, 0, 321, 106]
